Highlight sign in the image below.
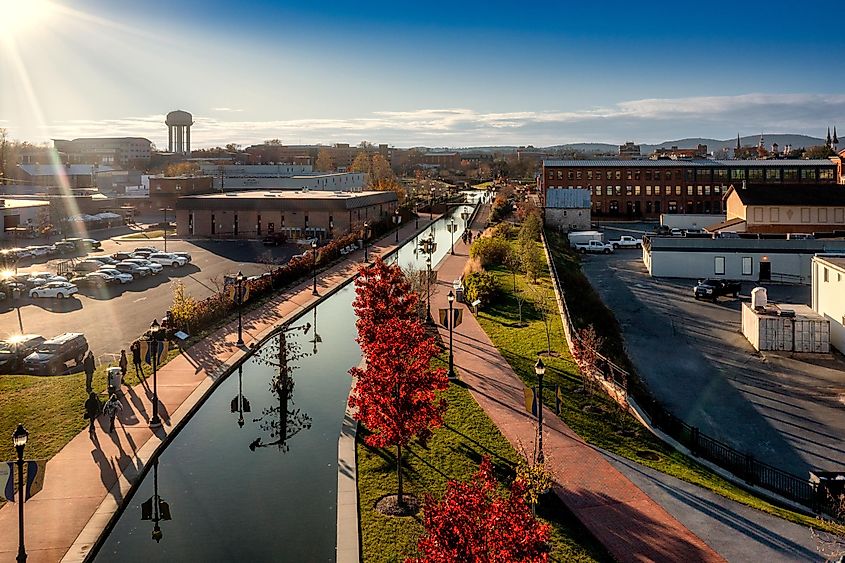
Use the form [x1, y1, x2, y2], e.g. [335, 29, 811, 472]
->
[2, 460, 46, 502]
[447, 223, 459, 233]
[438, 308, 463, 329]
[523, 387, 538, 416]
[173, 331, 189, 341]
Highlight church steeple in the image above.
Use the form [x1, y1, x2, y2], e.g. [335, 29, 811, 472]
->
[736, 133, 741, 150]
[826, 127, 832, 147]
[833, 126, 839, 147]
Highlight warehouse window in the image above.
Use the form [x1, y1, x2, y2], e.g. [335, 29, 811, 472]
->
[742, 257, 753, 276]
[714, 256, 725, 275]
[824, 267, 829, 282]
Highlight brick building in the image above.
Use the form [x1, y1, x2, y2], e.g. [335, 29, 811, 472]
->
[149, 175, 214, 208]
[541, 159, 838, 219]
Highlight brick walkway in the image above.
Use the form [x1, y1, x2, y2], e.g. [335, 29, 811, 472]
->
[0, 218, 437, 563]
[430, 208, 725, 563]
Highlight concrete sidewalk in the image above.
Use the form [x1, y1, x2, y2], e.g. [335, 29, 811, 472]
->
[429, 210, 724, 563]
[0, 218, 438, 563]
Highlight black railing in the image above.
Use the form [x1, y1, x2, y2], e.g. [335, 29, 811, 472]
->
[543, 232, 835, 516]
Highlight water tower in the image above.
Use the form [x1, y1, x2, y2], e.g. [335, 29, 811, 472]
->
[165, 110, 193, 156]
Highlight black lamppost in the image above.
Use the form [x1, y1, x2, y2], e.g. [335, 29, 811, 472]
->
[449, 219, 456, 255]
[236, 271, 245, 346]
[461, 207, 470, 230]
[393, 209, 401, 243]
[231, 363, 250, 428]
[447, 291, 456, 379]
[419, 234, 436, 324]
[13, 423, 28, 562]
[430, 188, 436, 220]
[149, 320, 163, 427]
[414, 202, 419, 229]
[142, 459, 170, 543]
[363, 222, 371, 263]
[534, 358, 545, 464]
[311, 241, 318, 296]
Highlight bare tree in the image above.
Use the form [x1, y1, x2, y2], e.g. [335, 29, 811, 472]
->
[530, 286, 557, 356]
[571, 325, 604, 395]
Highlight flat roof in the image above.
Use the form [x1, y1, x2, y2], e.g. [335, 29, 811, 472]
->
[0, 199, 50, 209]
[813, 255, 845, 272]
[543, 159, 836, 168]
[728, 184, 845, 206]
[180, 189, 382, 201]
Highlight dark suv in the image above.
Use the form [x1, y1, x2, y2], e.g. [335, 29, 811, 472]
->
[0, 334, 46, 374]
[23, 333, 89, 375]
[693, 279, 742, 302]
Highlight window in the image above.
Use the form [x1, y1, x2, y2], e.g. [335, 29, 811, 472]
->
[685, 169, 695, 182]
[820, 168, 835, 181]
[748, 168, 764, 181]
[654, 201, 661, 213]
[697, 186, 703, 196]
[576, 171, 582, 180]
[731, 169, 746, 180]
[567, 171, 574, 180]
[766, 168, 780, 181]
[646, 185, 652, 195]
[742, 257, 753, 276]
[668, 201, 678, 213]
[609, 200, 619, 214]
[654, 171, 661, 180]
[606, 186, 612, 195]
[587, 171, 593, 180]
[665, 171, 673, 181]
[819, 208, 828, 223]
[770, 208, 779, 222]
[697, 170, 711, 182]
[753, 207, 763, 222]
[704, 185, 711, 195]
[675, 186, 682, 195]
[626, 186, 633, 195]
[594, 186, 601, 196]
[627, 170, 632, 180]
[615, 186, 621, 195]
[783, 168, 798, 181]
[824, 267, 829, 282]
[634, 170, 641, 180]
[715, 256, 725, 275]
[714, 169, 728, 182]
[606, 171, 612, 180]
[687, 186, 693, 195]
[801, 168, 817, 180]
[635, 185, 641, 195]
[645, 170, 652, 180]
[714, 186, 721, 194]
[615, 170, 621, 180]
[654, 185, 660, 195]
[801, 208, 811, 223]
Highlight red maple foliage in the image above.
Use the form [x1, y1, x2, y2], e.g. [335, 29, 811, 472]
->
[349, 316, 447, 502]
[409, 457, 551, 563]
[353, 257, 419, 348]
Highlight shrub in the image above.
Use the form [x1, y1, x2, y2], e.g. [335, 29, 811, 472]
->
[491, 222, 514, 240]
[469, 237, 510, 267]
[518, 212, 542, 243]
[464, 271, 498, 306]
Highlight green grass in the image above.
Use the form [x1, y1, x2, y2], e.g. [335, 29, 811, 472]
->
[122, 229, 175, 240]
[357, 382, 609, 563]
[475, 236, 845, 535]
[0, 348, 180, 463]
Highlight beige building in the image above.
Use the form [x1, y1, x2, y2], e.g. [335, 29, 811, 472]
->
[175, 190, 398, 240]
[716, 184, 845, 233]
[0, 198, 51, 239]
[812, 255, 845, 353]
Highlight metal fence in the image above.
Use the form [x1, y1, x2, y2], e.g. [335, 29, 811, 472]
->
[542, 232, 832, 515]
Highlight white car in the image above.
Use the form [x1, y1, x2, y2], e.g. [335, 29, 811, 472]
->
[123, 258, 163, 274]
[608, 235, 643, 249]
[29, 281, 78, 299]
[170, 251, 192, 263]
[98, 268, 134, 284]
[148, 252, 187, 267]
[26, 273, 67, 288]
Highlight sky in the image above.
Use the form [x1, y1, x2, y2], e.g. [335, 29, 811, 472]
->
[2, 0, 844, 149]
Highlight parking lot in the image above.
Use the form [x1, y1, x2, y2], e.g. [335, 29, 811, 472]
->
[0, 234, 299, 366]
[579, 245, 845, 477]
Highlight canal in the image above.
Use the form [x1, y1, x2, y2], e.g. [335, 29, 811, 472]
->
[94, 196, 484, 562]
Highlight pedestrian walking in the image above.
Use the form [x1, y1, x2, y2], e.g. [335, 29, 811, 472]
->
[118, 349, 128, 381]
[131, 340, 143, 377]
[103, 393, 122, 434]
[84, 392, 101, 434]
[83, 351, 96, 393]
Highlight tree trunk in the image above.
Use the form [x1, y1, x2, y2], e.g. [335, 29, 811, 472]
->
[397, 442, 403, 506]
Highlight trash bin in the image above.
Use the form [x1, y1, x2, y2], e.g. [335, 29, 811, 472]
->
[107, 367, 124, 393]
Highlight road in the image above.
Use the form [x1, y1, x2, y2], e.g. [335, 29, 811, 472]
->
[578, 246, 845, 476]
[0, 235, 298, 363]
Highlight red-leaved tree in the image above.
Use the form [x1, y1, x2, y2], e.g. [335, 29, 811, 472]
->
[349, 317, 448, 505]
[409, 457, 551, 563]
[353, 257, 419, 348]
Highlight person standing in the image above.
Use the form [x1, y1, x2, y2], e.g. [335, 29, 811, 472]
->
[84, 392, 101, 435]
[83, 351, 96, 393]
[103, 393, 122, 434]
[118, 350, 128, 382]
[131, 340, 143, 378]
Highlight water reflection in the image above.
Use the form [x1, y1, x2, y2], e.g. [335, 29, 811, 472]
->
[230, 364, 251, 428]
[140, 460, 172, 544]
[249, 328, 312, 453]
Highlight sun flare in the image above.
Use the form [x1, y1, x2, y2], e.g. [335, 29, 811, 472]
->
[0, 0, 54, 36]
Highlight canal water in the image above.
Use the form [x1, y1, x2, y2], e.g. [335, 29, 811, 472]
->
[94, 195, 484, 562]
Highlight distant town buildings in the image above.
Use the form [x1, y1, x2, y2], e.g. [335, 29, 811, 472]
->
[650, 144, 708, 159]
[618, 142, 641, 159]
[52, 138, 151, 166]
[17, 163, 115, 189]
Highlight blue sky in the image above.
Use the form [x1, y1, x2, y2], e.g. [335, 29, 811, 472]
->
[2, 0, 843, 147]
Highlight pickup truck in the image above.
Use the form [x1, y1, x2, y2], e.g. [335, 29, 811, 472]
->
[693, 279, 742, 301]
[608, 235, 643, 249]
[574, 240, 614, 254]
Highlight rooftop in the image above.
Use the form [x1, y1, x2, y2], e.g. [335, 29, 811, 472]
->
[727, 184, 845, 206]
[545, 188, 591, 208]
[0, 199, 50, 209]
[180, 189, 387, 201]
[814, 254, 845, 272]
[543, 159, 836, 168]
[18, 164, 116, 176]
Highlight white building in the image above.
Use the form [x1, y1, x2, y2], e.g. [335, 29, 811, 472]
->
[0, 198, 51, 239]
[812, 255, 845, 353]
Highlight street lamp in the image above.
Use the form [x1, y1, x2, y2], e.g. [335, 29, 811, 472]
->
[393, 209, 401, 243]
[363, 222, 371, 263]
[461, 206, 470, 230]
[414, 202, 419, 229]
[449, 219, 456, 255]
[311, 241, 318, 296]
[429, 187, 435, 220]
[149, 320, 163, 427]
[231, 363, 250, 428]
[142, 459, 171, 543]
[236, 271, 245, 346]
[534, 358, 545, 464]
[447, 291, 456, 379]
[13, 423, 28, 562]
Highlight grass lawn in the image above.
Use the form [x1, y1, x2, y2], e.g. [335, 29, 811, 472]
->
[357, 351, 610, 563]
[474, 235, 845, 536]
[122, 229, 174, 240]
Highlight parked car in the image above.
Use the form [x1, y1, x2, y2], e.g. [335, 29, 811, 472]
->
[23, 332, 89, 375]
[717, 231, 740, 239]
[262, 232, 286, 246]
[24, 272, 56, 288]
[170, 251, 192, 263]
[608, 235, 643, 249]
[114, 261, 151, 278]
[80, 238, 102, 250]
[97, 268, 134, 284]
[74, 260, 106, 274]
[76, 272, 115, 288]
[693, 279, 742, 302]
[26, 245, 53, 257]
[133, 246, 160, 254]
[111, 251, 134, 261]
[29, 281, 79, 299]
[0, 334, 46, 374]
[574, 240, 614, 254]
[124, 258, 163, 274]
[27, 275, 68, 288]
[53, 241, 76, 254]
[147, 252, 187, 267]
[86, 255, 118, 266]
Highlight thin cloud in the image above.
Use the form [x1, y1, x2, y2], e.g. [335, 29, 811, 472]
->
[211, 107, 245, 112]
[21, 93, 845, 148]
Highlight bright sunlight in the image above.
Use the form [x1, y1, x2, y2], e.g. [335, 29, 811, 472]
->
[0, 0, 54, 36]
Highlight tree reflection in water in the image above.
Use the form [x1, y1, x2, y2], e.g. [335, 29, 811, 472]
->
[250, 325, 312, 453]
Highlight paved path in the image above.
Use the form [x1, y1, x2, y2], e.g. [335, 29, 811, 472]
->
[430, 208, 724, 562]
[0, 218, 438, 563]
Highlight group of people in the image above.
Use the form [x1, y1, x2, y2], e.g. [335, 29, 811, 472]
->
[462, 229, 481, 246]
[83, 339, 146, 435]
